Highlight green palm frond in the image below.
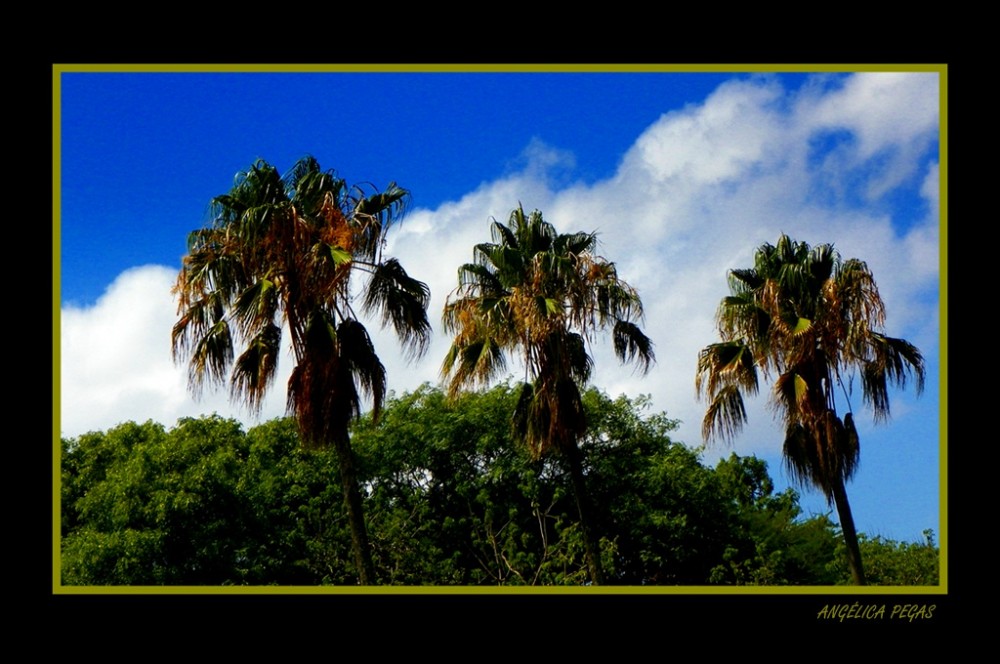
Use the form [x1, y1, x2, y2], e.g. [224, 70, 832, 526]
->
[457, 262, 504, 293]
[491, 219, 519, 250]
[335, 319, 387, 422]
[349, 182, 409, 261]
[555, 230, 597, 257]
[442, 337, 509, 398]
[361, 258, 432, 360]
[861, 333, 925, 422]
[695, 341, 759, 402]
[593, 278, 644, 327]
[612, 320, 654, 374]
[232, 278, 278, 341]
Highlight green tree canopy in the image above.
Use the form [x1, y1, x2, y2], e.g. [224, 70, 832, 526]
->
[62, 385, 933, 586]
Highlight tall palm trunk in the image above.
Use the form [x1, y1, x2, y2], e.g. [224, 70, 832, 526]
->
[563, 442, 606, 585]
[332, 429, 375, 585]
[831, 476, 866, 585]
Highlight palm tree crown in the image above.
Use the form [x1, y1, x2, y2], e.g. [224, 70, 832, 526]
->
[695, 233, 924, 584]
[442, 205, 654, 458]
[172, 156, 430, 435]
[171, 156, 431, 583]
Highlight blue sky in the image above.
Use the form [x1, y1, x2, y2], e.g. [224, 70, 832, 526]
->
[57, 66, 942, 546]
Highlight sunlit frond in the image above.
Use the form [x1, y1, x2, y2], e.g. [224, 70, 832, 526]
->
[695, 341, 759, 399]
[349, 182, 409, 261]
[442, 337, 508, 398]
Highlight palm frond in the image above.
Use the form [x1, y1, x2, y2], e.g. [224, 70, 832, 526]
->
[491, 219, 519, 251]
[861, 333, 925, 422]
[336, 319, 387, 423]
[187, 319, 233, 397]
[612, 320, 655, 374]
[457, 262, 504, 294]
[361, 258, 432, 360]
[232, 278, 279, 341]
[702, 384, 748, 442]
[442, 337, 508, 397]
[230, 323, 281, 412]
[695, 341, 759, 399]
[554, 230, 597, 257]
[349, 182, 410, 261]
[556, 331, 593, 384]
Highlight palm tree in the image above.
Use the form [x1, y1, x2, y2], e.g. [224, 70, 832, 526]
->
[695, 234, 924, 585]
[171, 156, 431, 584]
[442, 205, 654, 584]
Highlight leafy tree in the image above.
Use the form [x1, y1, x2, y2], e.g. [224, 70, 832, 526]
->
[61, 416, 356, 585]
[61, 417, 253, 584]
[440, 206, 654, 584]
[695, 234, 925, 585]
[708, 454, 841, 585]
[64, 389, 920, 585]
[170, 156, 431, 584]
[833, 530, 939, 586]
[354, 385, 849, 585]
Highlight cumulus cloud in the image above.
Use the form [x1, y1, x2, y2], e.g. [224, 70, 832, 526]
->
[59, 265, 294, 437]
[61, 73, 940, 471]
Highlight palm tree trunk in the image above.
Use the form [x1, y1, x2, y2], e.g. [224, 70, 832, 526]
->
[332, 429, 375, 585]
[831, 476, 866, 585]
[563, 442, 606, 585]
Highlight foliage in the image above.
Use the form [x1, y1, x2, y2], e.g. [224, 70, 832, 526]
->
[833, 530, 940, 586]
[695, 234, 925, 584]
[170, 156, 431, 583]
[62, 418, 252, 584]
[59, 385, 930, 586]
[707, 455, 841, 585]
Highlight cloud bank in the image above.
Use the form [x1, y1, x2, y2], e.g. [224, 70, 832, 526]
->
[61, 73, 940, 473]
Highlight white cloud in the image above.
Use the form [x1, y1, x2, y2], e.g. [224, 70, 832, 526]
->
[59, 265, 294, 437]
[795, 72, 940, 201]
[625, 77, 786, 187]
